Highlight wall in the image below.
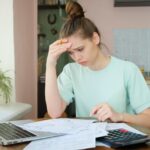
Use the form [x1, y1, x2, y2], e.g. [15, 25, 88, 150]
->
[13, 0, 37, 118]
[78, 0, 150, 52]
[0, 0, 15, 103]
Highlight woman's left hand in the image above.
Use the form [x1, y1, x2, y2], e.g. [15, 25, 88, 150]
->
[90, 103, 123, 122]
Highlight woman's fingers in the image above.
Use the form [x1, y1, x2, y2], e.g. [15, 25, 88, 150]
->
[91, 103, 123, 122]
[50, 43, 72, 53]
[90, 103, 113, 121]
[95, 107, 109, 121]
[97, 108, 112, 121]
[50, 39, 68, 48]
[90, 103, 109, 116]
[47, 39, 72, 66]
[90, 104, 103, 116]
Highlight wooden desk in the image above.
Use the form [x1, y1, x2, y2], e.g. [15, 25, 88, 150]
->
[0, 142, 150, 150]
[0, 122, 150, 150]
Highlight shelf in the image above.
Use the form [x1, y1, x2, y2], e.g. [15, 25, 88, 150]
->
[38, 4, 65, 9]
[38, 33, 46, 37]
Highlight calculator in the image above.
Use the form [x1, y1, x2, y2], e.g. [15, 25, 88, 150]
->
[96, 128, 150, 148]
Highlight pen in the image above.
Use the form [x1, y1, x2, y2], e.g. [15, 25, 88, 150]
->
[93, 120, 111, 123]
[92, 120, 101, 123]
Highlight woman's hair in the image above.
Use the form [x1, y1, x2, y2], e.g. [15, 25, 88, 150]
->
[59, 1, 101, 44]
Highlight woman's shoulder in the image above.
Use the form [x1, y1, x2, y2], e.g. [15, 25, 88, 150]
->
[112, 56, 139, 71]
[112, 56, 142, 84]
[112, 57, 143, 85]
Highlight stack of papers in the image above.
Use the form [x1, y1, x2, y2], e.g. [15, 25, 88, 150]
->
[22, 119, 144, 150]
[22, 119, 107, 150]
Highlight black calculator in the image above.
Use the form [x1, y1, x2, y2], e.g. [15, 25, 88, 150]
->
[96, 128, 150, 148]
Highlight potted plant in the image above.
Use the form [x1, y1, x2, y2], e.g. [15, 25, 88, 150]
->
[0, 68, 12, 103]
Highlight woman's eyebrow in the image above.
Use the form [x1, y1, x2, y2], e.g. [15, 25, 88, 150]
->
[70, 45, 84, 51]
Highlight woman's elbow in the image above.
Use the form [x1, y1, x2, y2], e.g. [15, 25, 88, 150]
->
[47, 110, 62, 119]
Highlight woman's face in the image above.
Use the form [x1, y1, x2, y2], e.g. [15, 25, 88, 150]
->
[67, 33, 100, 67]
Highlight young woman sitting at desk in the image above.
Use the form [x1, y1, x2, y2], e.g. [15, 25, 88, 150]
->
[45, 1, 150, 128]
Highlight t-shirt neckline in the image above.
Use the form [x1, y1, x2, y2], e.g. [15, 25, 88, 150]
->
[85, 56, 114, 73]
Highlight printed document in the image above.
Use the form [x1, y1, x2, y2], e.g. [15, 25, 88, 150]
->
[24, 125, 95, 150]
[22, 118, 108, 150]
[21, 118, 107, 136]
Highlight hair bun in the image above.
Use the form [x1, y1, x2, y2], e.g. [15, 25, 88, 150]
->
[65, 1, 84, 19]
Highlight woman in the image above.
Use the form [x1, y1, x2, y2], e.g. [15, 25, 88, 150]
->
[45, 1, 150, 128]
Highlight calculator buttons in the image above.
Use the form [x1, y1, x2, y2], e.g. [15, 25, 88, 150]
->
[96, 128, 150, 148]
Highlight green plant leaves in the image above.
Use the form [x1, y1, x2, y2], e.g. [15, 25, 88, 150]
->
[0, 70, 12, 103]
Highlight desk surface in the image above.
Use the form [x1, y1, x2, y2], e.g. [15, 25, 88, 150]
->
[0, 121, 150, 150]
[1, 143, 150, 150]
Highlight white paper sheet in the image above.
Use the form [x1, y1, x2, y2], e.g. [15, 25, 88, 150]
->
[91, 122, 108, 137]
[22, 118, 108, 150]
[21, 118, 106, 135]
[24, 125, 96, 150]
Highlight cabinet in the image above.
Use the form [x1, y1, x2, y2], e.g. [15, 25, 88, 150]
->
[38, 81, 46, 117]
[38, 79, 75, 118]
[38, 4, 74, 118]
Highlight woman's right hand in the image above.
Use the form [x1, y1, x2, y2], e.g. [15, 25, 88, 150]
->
[46, 39, 72, 67]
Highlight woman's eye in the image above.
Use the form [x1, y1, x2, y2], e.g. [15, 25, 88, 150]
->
[78, 48, 83, 52]
[68, 51, 73, 55]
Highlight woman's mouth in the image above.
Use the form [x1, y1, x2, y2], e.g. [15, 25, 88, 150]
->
[78, 61, 87, 65]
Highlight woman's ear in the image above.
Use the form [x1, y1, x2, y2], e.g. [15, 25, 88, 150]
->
[92, 32, 100, 45]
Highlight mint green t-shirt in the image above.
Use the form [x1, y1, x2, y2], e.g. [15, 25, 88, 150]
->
[57, 56, 150, 117]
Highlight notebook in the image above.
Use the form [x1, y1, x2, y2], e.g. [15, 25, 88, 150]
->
[0, 122, 64, 146]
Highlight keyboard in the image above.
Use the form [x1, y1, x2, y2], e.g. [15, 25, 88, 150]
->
[96, 128, 150, 148]
[0, 123, 36, 140]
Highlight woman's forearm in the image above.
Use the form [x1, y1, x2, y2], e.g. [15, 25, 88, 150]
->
[122, 110, 150, 128]
[45, 39, 70, 118]
[45, 65, 66, 118]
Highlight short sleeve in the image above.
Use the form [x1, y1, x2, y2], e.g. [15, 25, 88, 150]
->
[57, 64, 74, 105]
[125, 62, 150, 113]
